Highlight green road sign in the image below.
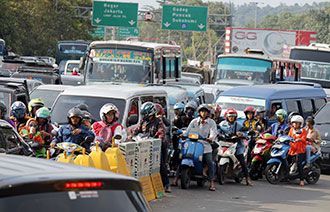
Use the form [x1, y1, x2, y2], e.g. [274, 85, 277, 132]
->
[162, 5, 208, 32]
[91, 26, 105, 38]
[116, 27, 139, 39]
[92, 1, 138, 27]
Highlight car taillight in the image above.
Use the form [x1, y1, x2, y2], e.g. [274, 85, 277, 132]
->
[64, 181, 103, 189]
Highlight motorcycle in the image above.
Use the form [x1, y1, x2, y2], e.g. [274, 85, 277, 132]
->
[217, 135, 244, 185]
[265, 135, 321, 185]
[249, 133, 276, 180]
[180, 133, 206, 189]
[168, 127, 185, 176]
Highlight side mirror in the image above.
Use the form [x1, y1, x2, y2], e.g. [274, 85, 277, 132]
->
[0, 148, 6, 153]
[127, 114, 138, 127]
[113, 134, 122, 140]
[30, 142, 40, 149]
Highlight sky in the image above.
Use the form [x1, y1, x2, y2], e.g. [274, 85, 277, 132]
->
[114, 0, 328, 8]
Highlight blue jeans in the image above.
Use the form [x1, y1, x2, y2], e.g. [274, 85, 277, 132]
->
[203, 153, 215, 181]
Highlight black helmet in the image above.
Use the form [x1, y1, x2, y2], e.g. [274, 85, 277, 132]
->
[0, 102, 7, 114]
[197, 104, 210, 113]
[82, 111, 92, 120]
[75, 103, 89, 112]
[141, 102, 157, 117]
[67, 107, 83, 119]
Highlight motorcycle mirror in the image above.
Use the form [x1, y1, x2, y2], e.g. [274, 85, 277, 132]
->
[30, 143, 40, 149]
[0, 148, 6, 153]
[113, 134, 122, 140]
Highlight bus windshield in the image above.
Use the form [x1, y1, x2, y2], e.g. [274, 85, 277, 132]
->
[216, 57, 272, 83]
[86, 48, 152, 84]
[58, 43, 87, 55]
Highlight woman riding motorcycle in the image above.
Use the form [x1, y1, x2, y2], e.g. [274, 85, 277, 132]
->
[255, 108, 268, 133]
[219, 108, 253, 186]
[35, 107, 54, 145]
[183, 100, 198, 127]
[92, 103, 127, 147]
[185, 104, 218, 191]
[288, 115, 307, 186]
[242, 106, 258, 166]
[0, 102, 15, 127]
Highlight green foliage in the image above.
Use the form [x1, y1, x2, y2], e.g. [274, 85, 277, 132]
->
[258, 7, 330, 43]
[0, 0, 93, 56]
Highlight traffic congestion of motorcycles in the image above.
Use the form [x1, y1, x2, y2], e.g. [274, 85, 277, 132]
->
[0, 37, 329, 199]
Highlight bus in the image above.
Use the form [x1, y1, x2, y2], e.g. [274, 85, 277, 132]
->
[80, 40, 181, 85]
[55, 40, 89, 65]
[215, 51, 301, 86]
[289, 43, 330, 88]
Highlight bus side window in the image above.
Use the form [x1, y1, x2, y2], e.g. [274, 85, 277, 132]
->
[127, 98, 139, 127]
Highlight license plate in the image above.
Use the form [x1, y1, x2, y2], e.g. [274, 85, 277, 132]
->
[322, 153, 329, 159]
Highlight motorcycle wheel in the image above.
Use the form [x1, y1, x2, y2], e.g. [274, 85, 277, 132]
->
[218, 164, 226, 185]
[250, 161, 261, 181]
[265, 163, 281, 184]
[181, 167, 191, 189]
[305, 163, 321, 185]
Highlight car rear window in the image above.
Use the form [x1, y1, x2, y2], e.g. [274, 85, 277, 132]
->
[0, 190, 148, 212]
[30, 89, 62, 109]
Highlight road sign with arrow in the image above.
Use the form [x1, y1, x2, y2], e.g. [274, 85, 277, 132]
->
[92, 1, 138, 28]
[162, 5, 208, 32]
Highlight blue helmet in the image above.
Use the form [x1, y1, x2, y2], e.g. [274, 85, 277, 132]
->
[174, 102, 185, 113]
[10, 101, 26, 119]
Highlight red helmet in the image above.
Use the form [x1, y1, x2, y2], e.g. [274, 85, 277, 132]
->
[154, 103, 164, 116]
[213, 104, 222, 114]
[224, 108, 237, 118]
[244, 106, 255, 114]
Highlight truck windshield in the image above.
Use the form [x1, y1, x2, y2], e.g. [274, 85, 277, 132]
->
[86, 48, 152, 84]
[216, 57, 272, 83]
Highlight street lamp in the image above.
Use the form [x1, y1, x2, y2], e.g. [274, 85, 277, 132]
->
[251, 2, 264, 28]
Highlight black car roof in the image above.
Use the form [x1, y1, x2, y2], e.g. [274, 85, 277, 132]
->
[0, 155, 141, 196]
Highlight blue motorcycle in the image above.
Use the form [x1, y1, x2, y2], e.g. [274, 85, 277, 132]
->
[265, 135, 321, 185]
[180, 133, 205, 189]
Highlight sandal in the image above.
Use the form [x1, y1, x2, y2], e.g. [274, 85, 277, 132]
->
[209, 186, 216, 191]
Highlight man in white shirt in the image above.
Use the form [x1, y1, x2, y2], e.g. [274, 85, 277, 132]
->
[186, 104, 218, 191]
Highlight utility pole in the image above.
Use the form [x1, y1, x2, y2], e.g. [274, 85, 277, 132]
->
[251, 2, 264, 28]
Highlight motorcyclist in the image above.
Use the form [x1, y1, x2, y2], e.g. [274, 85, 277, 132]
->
[288, 115, 307, 186]
[134, 102, 170, 192]
[10, 101, 30, 131]
[19, 118, 46, 158]
[242, 106, 258, 166]
[255, 108, 268, 133]
[82, 110, 93, 129]
[28, 98, 45, 118]
[0, 102, 15, 127]
[92, 103, 127, 148]
[35, 107, 54, 145]
[185, 104, 218, 191]
[51, 107, 95, 150]
[305, 116, 321, 167]
[267, 109, 289, 137]
[183, 100, 198, 127]
[173, 102, 186, 129]
[219, 108, 253, 186]
[211, 103, 224, 125]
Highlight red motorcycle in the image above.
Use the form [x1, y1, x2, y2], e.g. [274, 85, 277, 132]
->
[249, 133, 276, 180]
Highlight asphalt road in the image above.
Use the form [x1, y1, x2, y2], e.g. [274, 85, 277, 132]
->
[150, 174, 330, 212]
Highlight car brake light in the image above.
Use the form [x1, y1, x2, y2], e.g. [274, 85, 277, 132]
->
[64, 181, 103, 189]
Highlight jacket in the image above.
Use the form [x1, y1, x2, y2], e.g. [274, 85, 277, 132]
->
[53, 124, 95, 146]
[288, 128, 307, 155]
[219, 120, 245, 155]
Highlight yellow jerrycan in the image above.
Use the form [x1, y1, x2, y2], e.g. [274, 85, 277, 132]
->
[105, 137, 130, 176]
[56, 142, 82, 164]
[89, 143, 111, 171]
[74, 148, 95, 168]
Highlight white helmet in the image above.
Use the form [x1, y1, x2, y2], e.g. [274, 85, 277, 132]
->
[290, 115, 304, 125]
[100, 103, 120, 121]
